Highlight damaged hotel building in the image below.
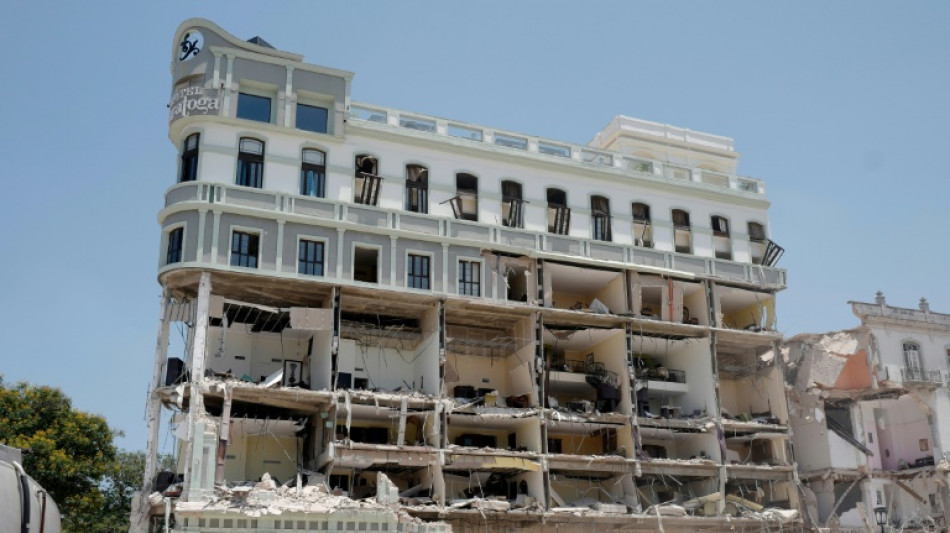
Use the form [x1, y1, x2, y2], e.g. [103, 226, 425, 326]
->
[786, 294, 950, 531]
[134, 19, 797, 532]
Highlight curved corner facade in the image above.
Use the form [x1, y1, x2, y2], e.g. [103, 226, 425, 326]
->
[134, 18, 799, 533]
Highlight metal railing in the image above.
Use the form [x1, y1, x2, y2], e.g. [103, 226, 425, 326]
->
[552, 359, 619, 389]
[900, 367, 943, 384]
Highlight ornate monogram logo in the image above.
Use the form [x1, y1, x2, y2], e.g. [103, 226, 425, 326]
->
[178, 30, 203, 62]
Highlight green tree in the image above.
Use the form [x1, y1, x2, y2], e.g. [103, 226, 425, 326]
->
[0, 376, 117, 530]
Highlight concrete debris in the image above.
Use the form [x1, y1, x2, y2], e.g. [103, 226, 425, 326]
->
[647, 504, 686, 517]
[255, 472, 278, 491]
[376, 472, 400, 507]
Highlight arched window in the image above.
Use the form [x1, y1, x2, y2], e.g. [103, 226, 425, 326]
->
[632, 202, 652, 248]
[547, 188, 570, 235]
[590, 195, 611, 241]
[748, 222, 767, 264]
[672, 209, 691, 254]
[354, 154, 381, 205]
[300, 149, 326, 198]
[180, 133, 199, 182]
[711, 215, 731, 260]
[903, 342, 923, 374]
[405, 164, 428, 214]
[501, 180, 523, 228]
[451, 173, 478, 221]
[236, 138, 264, 188]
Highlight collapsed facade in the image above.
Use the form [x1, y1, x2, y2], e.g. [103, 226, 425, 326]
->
[133, 18, 796, 532]
[786, 293, 950, 531]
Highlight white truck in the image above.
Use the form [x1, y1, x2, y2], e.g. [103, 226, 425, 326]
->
[0, 445, 61, 533]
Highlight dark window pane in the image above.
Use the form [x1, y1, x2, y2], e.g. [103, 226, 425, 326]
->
[297, 104, 329, 133]
[298, 240, 325, 276]
[458, 260, 480, 296]
[237, 93, 271, 123]
[180, 133, 199, 182]
[166, 228, 184, 264]
[408, 254, 430, 290]
[230, 232, 259, 268]
[301, 166, 325, 197]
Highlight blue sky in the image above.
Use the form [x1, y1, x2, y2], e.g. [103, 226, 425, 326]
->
[2, 1, 948, 451]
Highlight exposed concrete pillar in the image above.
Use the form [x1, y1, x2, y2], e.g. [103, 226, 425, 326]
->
[132, 291, 172, 533]
[182, 272, 212, 500]
[142, 291, 171, 492]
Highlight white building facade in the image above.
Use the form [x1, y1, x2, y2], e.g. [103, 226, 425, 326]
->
[786, 293, 950, 531]
[133, 18, 797, 533]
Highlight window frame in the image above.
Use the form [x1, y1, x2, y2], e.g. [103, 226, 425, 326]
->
[748, 221, 767, 242]
[711, 215, 730, 237]
[165, 225, 185, 265]
[672, 208, 692, 254]
[351, 242, 382, 284]
[236, 137, 265, 189]
[405, 164, 429, 214]
[229, 228, 261, 269]
[296, 102, 329, 134]
[452, 173, 479, 221]
[354, 154, 382, 206]
[300, 148, 326, 198]
[902, 341, 923, 371]
[297, 237, 327, 277]
[406, 252, 433, 290]
[501, 180, 524, 229]
[632, 202, 653, 248]
[546, 188, 570, 235]
[179, 133, 200, 182]
[711, 215, 732, 260]
[236, 91, 274, 123]
[457, 257, 484, 297]
[590, 194, 612, 242]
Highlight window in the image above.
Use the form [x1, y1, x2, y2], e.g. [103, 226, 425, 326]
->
[298, 240, 325, 276]
[920, 438, 930, 452]
[632, 202, 652, 248]
[590, 195, 611, 241]
[166, 227, 183, 264]
[712, 216, 730, 236]
[179, 133, 199, 182]
[405, 165, 428, 213]
[296, 103, 328, 134]
[711, 215, 732, 260]
[237, 92, 272, 123]
[353, 246, 379, 283]
[672, 209, 691, 253]
[748, 222, 766, 242]
[501, 180, 524, 228]
[748, 221, 767, 264]
[354, 155, 381, 206]
[450, 173, 478, 221]
[300, 149, 326, 197]
[407, 254, 430, 290]
[230, 231, 259, 268]
[236, 138, 264, 188]
[547, 188, 570, 235]
[903, 342, 922, 371]
[458, 260, 481, 297]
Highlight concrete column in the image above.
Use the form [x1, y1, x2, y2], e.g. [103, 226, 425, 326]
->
[181, 272, 212, 500]
[132, 291, 173, 533]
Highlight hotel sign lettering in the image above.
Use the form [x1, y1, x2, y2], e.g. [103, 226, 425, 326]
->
[169, 85, 220, 123]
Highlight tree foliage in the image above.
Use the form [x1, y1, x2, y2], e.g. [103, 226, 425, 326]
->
[0, 376, 117, 530]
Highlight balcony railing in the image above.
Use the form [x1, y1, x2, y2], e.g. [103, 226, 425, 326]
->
[348, 103, 766, 196]
[162, 181, 787, 288]
[900, 367, 943, 384]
